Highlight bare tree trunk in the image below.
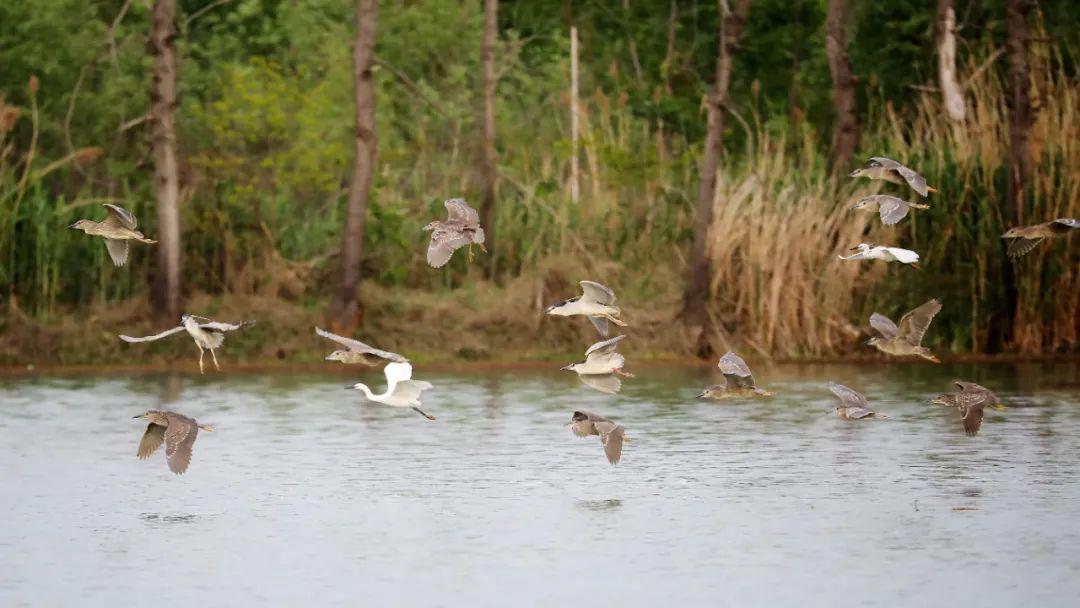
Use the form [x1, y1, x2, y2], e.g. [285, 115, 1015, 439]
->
[149, 0, 182, 318]
[825, 0, 859, 172]
[331, 0, 378, 331]
[1005, 0, 1034, 225]
[479, 0, 498, 278]
[681, 0, 751, 332]
[936, 0, 965, 122]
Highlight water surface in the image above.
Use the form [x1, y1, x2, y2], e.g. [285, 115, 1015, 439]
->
[2, 362, 1079, 606]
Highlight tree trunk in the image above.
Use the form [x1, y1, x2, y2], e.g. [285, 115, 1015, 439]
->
[825, 0, 859, 172]
[149, 0, 182, 318]
[681, 0, 751, 330]
[936, 0, 965, 122]
[479, 0, 498, 278]
[1005, 0, 1034, 225]
[569, 25, 579, 205]
[331, 0, 378, 331]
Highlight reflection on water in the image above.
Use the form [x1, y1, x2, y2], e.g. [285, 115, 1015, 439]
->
[1, 362, 1079, 605]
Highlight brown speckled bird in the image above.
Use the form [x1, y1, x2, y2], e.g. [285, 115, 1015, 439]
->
[1001, 218, 1079, 259]
[68, 204, 156, 267]
[866, 299, 942, 363]
[569, 411, 628, 465]
[134, 410, 213, 475]
[827, 382, 887, 420]
[931, 380, 1006, 437]
[315, 327, 407, 366]
[423, 198, 486, 268]
[848, 157, 936, 197]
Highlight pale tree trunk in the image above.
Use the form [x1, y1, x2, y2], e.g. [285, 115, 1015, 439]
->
[331, 0, 378, 330]
[149, 0, 182, 318]
[479, 0, 498, 277]
[569, 25, 579, 205]
[681, 0, 751, 333]
[936, 0, 965, 122]
[825, 0, 859, 172]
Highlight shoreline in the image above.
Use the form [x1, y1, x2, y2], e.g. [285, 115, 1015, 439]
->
[3, 353, 1077, 377]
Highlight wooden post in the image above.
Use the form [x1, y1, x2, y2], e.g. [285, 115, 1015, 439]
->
[479, 0, 498, 277]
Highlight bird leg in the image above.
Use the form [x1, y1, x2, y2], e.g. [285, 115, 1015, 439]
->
[210, 348, 220, 371]
[604, 314, 628, 327]
[467, 243, 474, 263]
[197, 346, 205, 374]
[412, 407, 436, 421]
[614, 368, 635, 378]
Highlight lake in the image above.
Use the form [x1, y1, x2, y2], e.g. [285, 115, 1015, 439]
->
[1, 362, 1079, 606]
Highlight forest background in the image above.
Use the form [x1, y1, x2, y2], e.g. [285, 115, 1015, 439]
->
[1, 0, 1077, 367]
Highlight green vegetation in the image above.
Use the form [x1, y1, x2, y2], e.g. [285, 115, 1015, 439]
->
[1, 0, 1077, 364]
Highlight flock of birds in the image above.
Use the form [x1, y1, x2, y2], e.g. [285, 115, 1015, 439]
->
[64, 159, 1075, 472]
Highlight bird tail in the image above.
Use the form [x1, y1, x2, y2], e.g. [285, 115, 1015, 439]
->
[207, 332, 226, 348]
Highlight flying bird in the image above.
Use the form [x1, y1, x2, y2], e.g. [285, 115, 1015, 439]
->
[850, 194, 929, 226]
[849, 157, 936, 197]
[839, 243, 920, 267]
[561, 335, 633, 394]
[315, 327, 407, 366]
[1001, 218, 1079, 259]
[568, 410, 628, 464]
[931, 380, 1006, 436]
[347, 361, 436, 420]
[865, 298, 942, 362]
[120, 314, 255, 374]
[134, 410, 213, 475]
[68, 203, 156, 267]
[827, 382, 887, 420]
[698, 351, 773, 399]
[545, 280, 627, 337]
[423, 198, 486, 268]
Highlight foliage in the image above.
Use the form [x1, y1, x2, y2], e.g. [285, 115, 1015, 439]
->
[0, 0, 1078, 359]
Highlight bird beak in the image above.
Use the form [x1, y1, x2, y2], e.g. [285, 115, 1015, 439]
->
[697, 391, 707, 399]
[847, 169, 860, 177]
[132, 414, 144, 419]
[992, 403, 1008, 411]
[344, 385, 355, 390]
[863, 339, 873, 345]
[848, 245, 862, 252]
[560, 364, 572, 371]
[68, 223, 78, 229]
[325, 354, 335, 361]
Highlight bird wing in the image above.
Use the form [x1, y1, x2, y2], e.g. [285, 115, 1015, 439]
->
[896, 299, 942, 346]
[960, 404, 984, 436]
[883, 247, 920, 264]
[1006, 237, 1043, 259]
[828, 382, 869, 408]
[585, 334, 626, 357]
[101, 203, 138, 230]
[104, 238, 130, 267]
[878, 197, 910, 225]
[444, 198, 480, 225]
[594, 421, 625, 464]
[846, 406, 875, 419]
[199, 320, 255, 332]
[1048, 218, 1080, 234]
[578, 373, 621, 394]
[137, 423, 166, 459]
[383, 361, 414, 393]
[314, 327, 406, 362]
[119, 325, 186, 342]
[869, 157, 929, 196]
[718, 351, 756, 389]
[391, 379, 433, 405]
[579, 280, 616, 305]
[953, 382, 998, 408]
[164, 417, 199, 474]
[869, 313, 899, 340]
[426, 225, 472, 268]
[587, 316, 610, 337]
